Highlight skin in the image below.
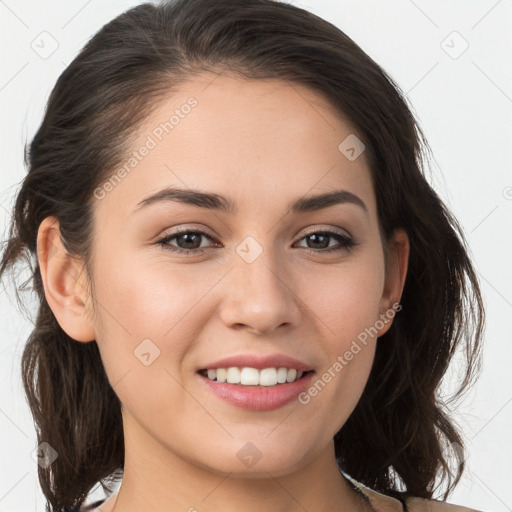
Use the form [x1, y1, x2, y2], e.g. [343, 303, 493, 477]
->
[37, 72, 409, 512]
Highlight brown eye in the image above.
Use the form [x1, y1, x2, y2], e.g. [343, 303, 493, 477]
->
[156, 229, 218, 255]
[294, 230, 356, 253]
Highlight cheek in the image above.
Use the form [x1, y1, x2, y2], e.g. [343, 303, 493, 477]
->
[304, 250, 385, 344]
[89, 248, 237, 403]
[295, 250, 384, 416]
[88, 257, 206, 420]
[93, 250, 217, 338]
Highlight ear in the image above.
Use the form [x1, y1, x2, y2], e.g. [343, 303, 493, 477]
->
[377, 228, 409, 336]
[36, 216, 96, 342]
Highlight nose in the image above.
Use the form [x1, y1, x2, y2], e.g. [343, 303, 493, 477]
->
[219, 244, 302, 335]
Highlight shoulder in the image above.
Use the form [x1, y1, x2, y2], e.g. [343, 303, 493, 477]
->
[405, 496, 483, 512]
[342, 471, 482, 512]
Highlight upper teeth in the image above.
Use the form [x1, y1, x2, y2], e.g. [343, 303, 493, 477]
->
[204, 367, 304, 386]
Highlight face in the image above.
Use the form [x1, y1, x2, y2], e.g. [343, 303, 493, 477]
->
[43, 72, 407, 479]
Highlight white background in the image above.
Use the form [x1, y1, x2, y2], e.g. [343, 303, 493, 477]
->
[0, 1, 511, 511]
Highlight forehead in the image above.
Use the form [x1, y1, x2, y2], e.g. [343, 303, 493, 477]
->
[93, 72, 375, 220]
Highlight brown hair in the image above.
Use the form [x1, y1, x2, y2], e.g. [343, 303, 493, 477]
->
[0, 0, 484, 510]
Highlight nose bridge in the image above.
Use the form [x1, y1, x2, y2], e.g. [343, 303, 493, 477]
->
[220, 233, 301, 333]
[235, 232, 288, 287]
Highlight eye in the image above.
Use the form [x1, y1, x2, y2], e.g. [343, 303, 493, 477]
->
[293, 230, 357, 253]
[156, 228, 219, 255]
[155, 228, 357, 255]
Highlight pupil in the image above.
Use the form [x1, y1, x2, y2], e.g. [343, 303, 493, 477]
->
[179, 233, 200, 249]
[309, 233, 328, 249]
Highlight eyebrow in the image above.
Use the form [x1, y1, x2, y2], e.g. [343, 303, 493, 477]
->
[132, 186, 368, 215]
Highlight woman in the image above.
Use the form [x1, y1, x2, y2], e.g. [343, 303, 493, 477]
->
[0, 0, 484, 511]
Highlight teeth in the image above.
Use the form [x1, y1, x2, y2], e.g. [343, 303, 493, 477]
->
[259, 368, 277, 386]
[286, 369, 297, 383]
[241, 367, 259, 385]
[226, 367, 241, 384]
[202, 367, 306, 386]
[276, 367, 288, 383]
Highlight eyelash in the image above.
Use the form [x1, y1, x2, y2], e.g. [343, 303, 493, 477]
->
[155, 227, 357, 256]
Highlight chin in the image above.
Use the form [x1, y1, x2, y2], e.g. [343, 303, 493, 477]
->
[187, 436, 318, 479]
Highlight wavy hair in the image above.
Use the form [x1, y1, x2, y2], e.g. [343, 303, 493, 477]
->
[0, 0, 484, 510]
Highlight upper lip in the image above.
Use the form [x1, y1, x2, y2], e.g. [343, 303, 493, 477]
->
[198, 354, 313, 372]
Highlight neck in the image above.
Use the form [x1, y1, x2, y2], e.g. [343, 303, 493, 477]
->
[106, 412, 368, 512]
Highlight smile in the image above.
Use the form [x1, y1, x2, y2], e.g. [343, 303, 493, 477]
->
[198, 367, 311, 386]
[197, 368, 315, 411]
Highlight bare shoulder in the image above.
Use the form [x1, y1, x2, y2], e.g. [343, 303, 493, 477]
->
[405, 496, 484, 512]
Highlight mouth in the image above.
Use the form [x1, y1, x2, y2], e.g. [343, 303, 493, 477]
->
[197, 367, 315, 387]
[196, 361, 317, 411]
[196, 354, 315, 410]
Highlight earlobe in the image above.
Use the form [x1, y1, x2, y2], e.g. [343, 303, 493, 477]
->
[377, 228, 409, 336]
[36, 216, 96, 343]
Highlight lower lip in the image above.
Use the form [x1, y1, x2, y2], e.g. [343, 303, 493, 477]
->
[197, 371, 315, 411]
